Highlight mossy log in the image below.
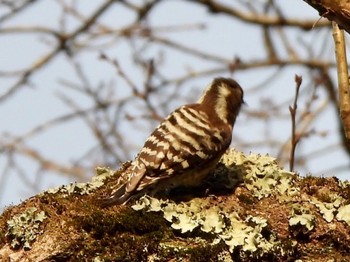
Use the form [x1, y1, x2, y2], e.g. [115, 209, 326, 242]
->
[1, 149, 350, 261]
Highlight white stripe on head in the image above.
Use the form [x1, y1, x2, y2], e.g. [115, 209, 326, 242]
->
[214, 84, 230, 123]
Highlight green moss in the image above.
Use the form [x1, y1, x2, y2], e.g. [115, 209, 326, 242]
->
[71, 206, 174, 261]
[73, 233, 160, 262]
[237, 193, 256, 205]
[156, 238, 227, 262]
[300, 175, 329, 192]
[119, 209, 169, 234]
[316, 192, 333, 203]
[69, 206, 173, 261]
[338, 180, 350, 204]
[0, 228, 5, 246]
[74, 207, 168, 239]
[185, 242, 227, 262]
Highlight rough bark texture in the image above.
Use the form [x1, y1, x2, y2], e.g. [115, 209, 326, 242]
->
[0, 150, 350, 262]
[303, 0, 350, 34]
[305, 1, 350, 151]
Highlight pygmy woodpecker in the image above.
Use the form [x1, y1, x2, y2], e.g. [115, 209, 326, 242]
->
[101, 77, 244, 206]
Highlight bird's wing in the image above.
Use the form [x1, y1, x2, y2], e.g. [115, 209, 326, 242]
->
[130, 105, 232, 190]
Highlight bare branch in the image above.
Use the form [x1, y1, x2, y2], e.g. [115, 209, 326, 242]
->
[332, 22, 350, 146]
[192, 0, 331, 29]
[289, 75, 302, 172]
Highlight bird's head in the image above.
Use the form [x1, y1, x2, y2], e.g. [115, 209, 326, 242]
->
[198, 77, 244, 126]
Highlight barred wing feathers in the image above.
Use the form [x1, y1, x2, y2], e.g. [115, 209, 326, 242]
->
[131, 104, 233, 189]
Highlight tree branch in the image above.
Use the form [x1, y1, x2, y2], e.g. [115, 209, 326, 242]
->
[332, 22, 350, 145]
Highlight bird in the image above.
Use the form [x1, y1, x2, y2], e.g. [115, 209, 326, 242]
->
[100, 77, 244, 206]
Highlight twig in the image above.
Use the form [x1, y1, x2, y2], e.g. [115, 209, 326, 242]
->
[289, 75, 302, 172]
[332, 22, 350, 145]
[191, 0, 331, 29]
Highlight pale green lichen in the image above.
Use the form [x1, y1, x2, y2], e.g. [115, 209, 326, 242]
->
[132, 196, 284, 256]
[42, 167, 113, 196]
[289, 204, 315, 232]
[221, 149, 298, 200]
[310, 195, 343, 223]
[217, 250, 234, 262]
[304, 186, 350, 226]
[5, 207, 47, 249]
[221, 214, 279, 253]
[336, 204, 350, 226]
[92, 257, 104, 262]
[131, 150, 298, 257]
[338, 179, 350, 189]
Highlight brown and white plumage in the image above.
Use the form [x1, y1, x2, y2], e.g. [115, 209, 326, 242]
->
[101, 77, 244, 206]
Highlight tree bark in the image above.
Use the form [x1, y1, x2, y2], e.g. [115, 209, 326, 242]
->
[303, 0, 350, 34]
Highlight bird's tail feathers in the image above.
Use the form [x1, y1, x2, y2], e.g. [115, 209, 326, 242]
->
[99, 183, 132, 207]
[99, 163, 147, 207]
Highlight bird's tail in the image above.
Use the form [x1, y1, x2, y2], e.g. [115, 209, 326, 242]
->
[99, 162, 147, 207]
[99, 184, 132, 207]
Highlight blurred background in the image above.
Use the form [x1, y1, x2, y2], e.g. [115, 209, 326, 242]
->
[0, 0, 348, 211]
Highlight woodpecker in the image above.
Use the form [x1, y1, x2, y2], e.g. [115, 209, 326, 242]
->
[101, 77, 244, 206]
